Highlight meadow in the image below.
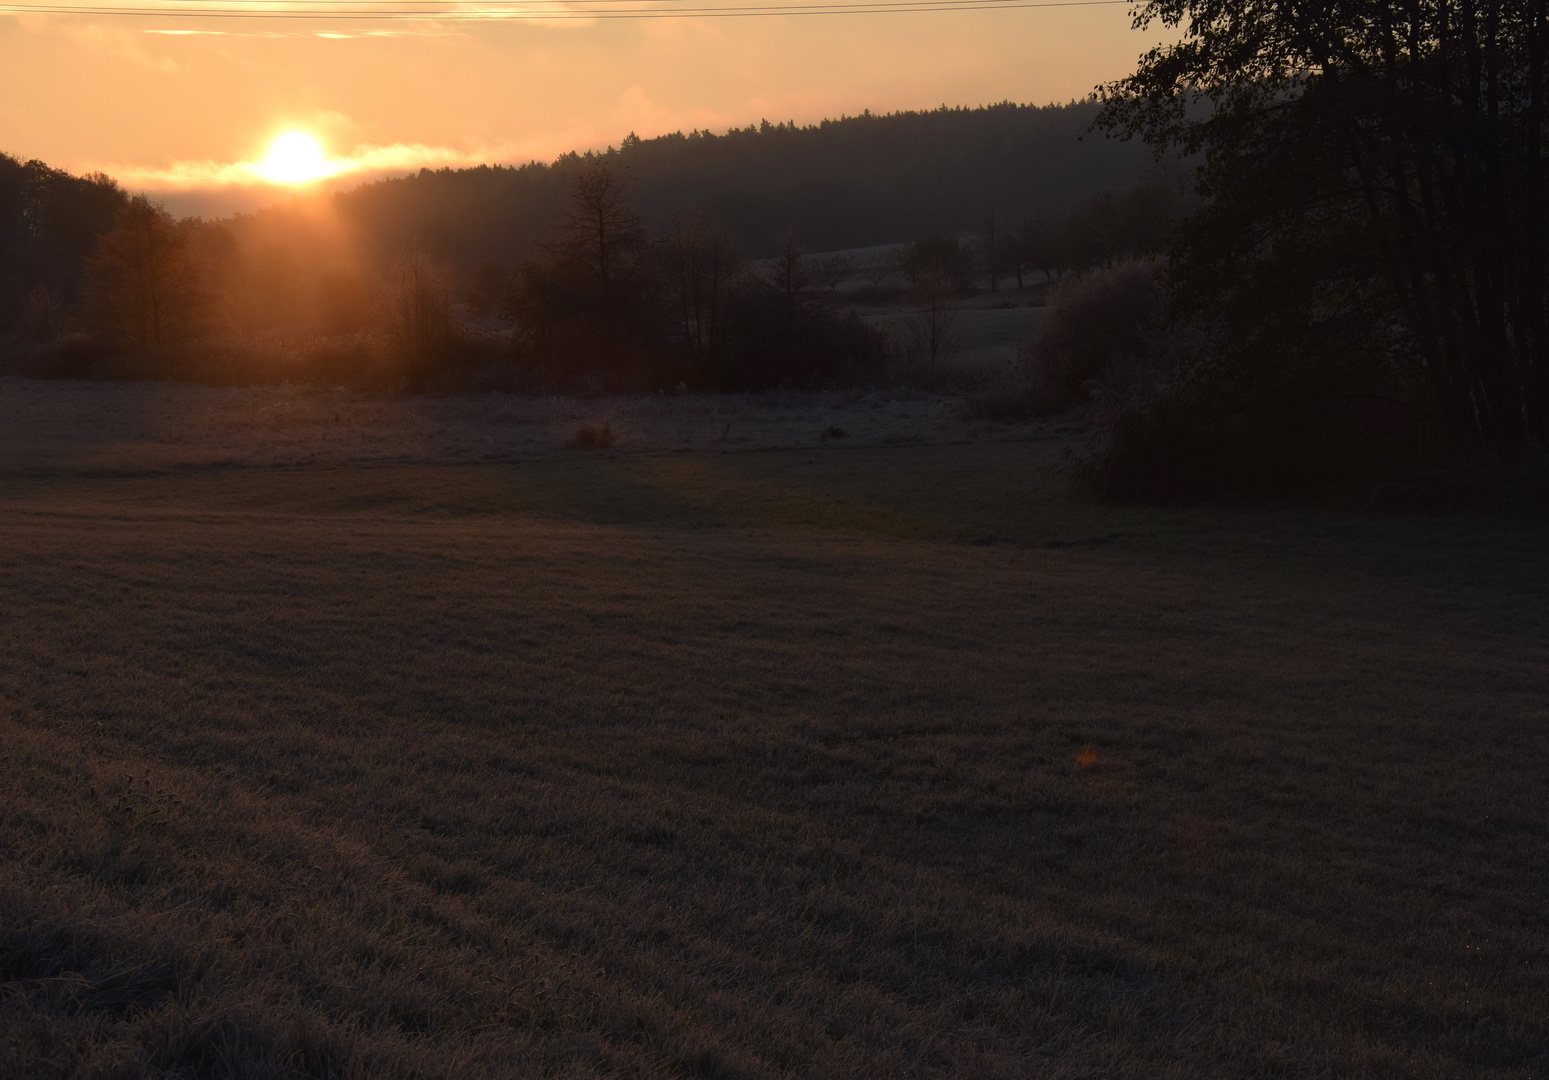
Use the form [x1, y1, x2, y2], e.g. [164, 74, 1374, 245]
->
[1, 380, 1546, 1078]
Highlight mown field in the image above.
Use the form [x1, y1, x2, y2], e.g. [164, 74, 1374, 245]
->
[2, 424, 1547, 1078]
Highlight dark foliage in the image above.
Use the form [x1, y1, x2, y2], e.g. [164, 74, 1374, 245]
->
[504, 163, 887, 392]
[897, 234, 974, 291]
[319, 101, 1150, 281]
[87, 195, 217, 348]
[717, 274, 888, 391]
[466, 260, 509, 318]
[1001, 180, 1183, 288]
[1024, 257, 1167, 413]
[0, 153, 125, 335]
[1093, 0, 1549, 499]
[1, 102, 1146, 392]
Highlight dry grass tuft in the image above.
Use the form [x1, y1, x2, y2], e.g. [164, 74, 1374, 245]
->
[566, 422, 616, 449]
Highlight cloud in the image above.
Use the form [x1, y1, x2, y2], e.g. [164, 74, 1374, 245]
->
[96, 138, 530, 191]
[67, 22, 184, 72]
[143, 29, 289, 37]
[140, 27, 456, 38]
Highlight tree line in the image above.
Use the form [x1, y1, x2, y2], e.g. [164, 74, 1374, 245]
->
[320, 100, 1151, 275]
[1069, 0, 1549, 502]
[0, 155, 125, 343]
[21, 7, 1541, 503]
[0, 131, 1174, 392]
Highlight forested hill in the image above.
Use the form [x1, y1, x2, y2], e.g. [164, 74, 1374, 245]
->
[320, 99, 1151, 267]
[1, 100, 1152, 339]
[0, 155, 125, 327]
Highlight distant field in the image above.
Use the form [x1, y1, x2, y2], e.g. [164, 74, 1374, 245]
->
[856, 289, 1047, 374]
[2, 382, 1547, 1078]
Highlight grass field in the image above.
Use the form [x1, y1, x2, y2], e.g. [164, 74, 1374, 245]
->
[2, 404, 1547, 1078]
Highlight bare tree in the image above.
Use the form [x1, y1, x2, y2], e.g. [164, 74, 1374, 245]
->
[552, 158, 646, 310]
[1011, 216, 1058, 285]
[658, 209, 739, 369]
[865, 255, 891, 289]
[897, 234, 972, 292]
[762, 228, 817, 344]
[980, 203, 1001, 293]
[465, 261, 508, 320]
[900, 258, 962, 370]
[88, 195, 210, 347]
[383, 247, 453, 369]
[530, 157, 652, 365]
[17, 284, 64, 343]
[814, 253, 854, 293]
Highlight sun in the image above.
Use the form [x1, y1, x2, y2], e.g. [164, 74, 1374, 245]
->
[258, 132, 330, 185]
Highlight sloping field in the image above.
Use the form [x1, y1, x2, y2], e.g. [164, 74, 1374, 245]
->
[1, 381, 1546, 1078]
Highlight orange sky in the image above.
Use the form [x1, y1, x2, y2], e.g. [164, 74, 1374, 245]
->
[1, 5, 1160, 213]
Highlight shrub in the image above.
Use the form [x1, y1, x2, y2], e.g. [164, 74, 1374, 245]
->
[962, 258, 1164, 422]
[897, 234, 974, 292]
[714, 288, 889, 392]
[963, 370, 1046, 421]
[1021, 257, 1165, 414]
[3, 332, 122, 379]
[1077, 360, 1456, 504]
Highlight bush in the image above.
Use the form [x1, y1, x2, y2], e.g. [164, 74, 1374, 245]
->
[897, 234, 974, 292]
[715, 290, 889, 391]
[1077, 362, 1457, 504]
[963, 370, 1047, 421]
[2, 332, 123, 379]
[1020, 257, 1164, 414]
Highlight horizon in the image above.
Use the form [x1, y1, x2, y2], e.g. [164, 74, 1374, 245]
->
[0, 3, 1160, 216]
[21, 99, 1125, 220]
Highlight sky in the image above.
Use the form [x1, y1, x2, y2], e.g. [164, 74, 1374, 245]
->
[0, 2, 1160, 214]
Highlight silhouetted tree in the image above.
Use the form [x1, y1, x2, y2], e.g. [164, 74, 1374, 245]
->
[17, 284, 63, 343]
[898, 234, 973, 293]
[552, 158, 647, 338]
[1099, 0, 1549, 459]
[864, 255, 891, 289]
[466, 260, 508, 318]
[899, 257, 962, 369]
[87, 195, 210, 347]
[657, 210, 739, 377]
[761, 228, 818, 346]
[504, 158, 657, 379]
[1008, 216, 1060, 284]
[503, 259, 565, 361]
[383, 248, 453, 374]
[1054, 182, 1179, 273]
[814, 253, 854, 292]
[0, 155, 124, 333]
[980, 204, 1002, 292]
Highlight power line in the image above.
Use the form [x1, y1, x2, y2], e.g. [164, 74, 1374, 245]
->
[21, 0, 1120, 5]
[0, 0, 1129, 17]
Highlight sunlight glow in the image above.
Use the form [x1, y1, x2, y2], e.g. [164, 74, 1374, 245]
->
[257, 132, 330, 185]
